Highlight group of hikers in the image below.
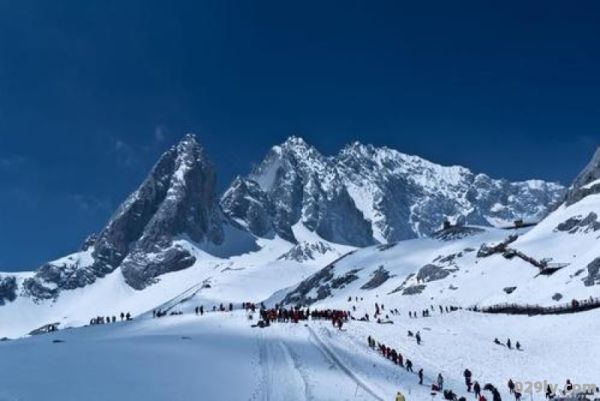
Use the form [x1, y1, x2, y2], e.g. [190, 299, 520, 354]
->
[407, 330, 422, 345]
[153, 303, 238, 318]
[493, 337, 522, 351]
[369, 335, 416, 375]
[89, 312, 131, 325]
[256, 306, 350, 329]
[370, 334, 519, 401]
[356, 301, 461, 324]
[409, 304, 461, 319]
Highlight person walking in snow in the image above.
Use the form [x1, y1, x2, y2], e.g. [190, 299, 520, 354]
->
[437, 373, 444, 391]
[405, 359, 413, 372]
[565, 379, 573, 392]
[120, 312, 125, 321]
[464, 368, 473, 392]
[506, 338, 512, 349]
[418, 368, 424, 385]
[474, 381, 482, 399]
[416, 331, 421, 345]
[508, 379, 515, 394]
[516, 341, 521, 350]
[395, 391, 406, 401]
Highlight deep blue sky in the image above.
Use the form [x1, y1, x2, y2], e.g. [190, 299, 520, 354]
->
[1, 1, 599, 270]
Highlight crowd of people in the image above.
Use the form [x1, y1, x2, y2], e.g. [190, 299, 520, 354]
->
[89, 312, 132, 325]
[256, 306, 350, 329]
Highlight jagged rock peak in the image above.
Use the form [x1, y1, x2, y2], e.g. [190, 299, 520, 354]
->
[573, 147, 600, 188]
[269, 136, 325, 163]
[23, 133, 226, 297]
[565, 147, 600, 206]
[226, 136, 566, 245]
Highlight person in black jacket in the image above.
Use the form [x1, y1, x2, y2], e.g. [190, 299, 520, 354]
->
[464, 368, 473, 392]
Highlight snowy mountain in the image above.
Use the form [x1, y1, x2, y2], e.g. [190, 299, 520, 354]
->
[278, 147, 600, 309]
[21, 134, 257, 300]
[0, 134, 570, 339]
[0, 137, 598, 401]
[222, 136, 565, 246]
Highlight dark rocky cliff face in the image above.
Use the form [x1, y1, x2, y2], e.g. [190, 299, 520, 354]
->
[0, 276, 17, 306]
[565, 147, 600, 206]
[23, 134, 226, 296]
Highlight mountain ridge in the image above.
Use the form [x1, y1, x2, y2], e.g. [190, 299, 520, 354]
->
[2, 134, 566, 302]
[224, 135, 565, 246]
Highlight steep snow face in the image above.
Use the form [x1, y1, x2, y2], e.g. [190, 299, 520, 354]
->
[223, 137, 565, 246]
[22, 134, 243, 297]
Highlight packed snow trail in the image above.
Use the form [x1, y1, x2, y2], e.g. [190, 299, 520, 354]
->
[305, 325, 387, 401]
[253, 321, 388, 401]
[255, 334, 308, 401]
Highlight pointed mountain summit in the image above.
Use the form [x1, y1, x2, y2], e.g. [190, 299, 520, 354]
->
[24, 134, 231, 296]
[222, 136, 375, 246]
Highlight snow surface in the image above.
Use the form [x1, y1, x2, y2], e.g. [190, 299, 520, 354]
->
[1, 308, 598, 401]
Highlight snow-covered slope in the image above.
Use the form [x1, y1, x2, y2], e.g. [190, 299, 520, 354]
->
[1, 298, 598, 401]
[0, 234, 351, 338]
[222, 137, 565, 246]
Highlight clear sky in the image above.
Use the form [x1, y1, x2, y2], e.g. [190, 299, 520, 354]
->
[1, 1, 599, 270]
